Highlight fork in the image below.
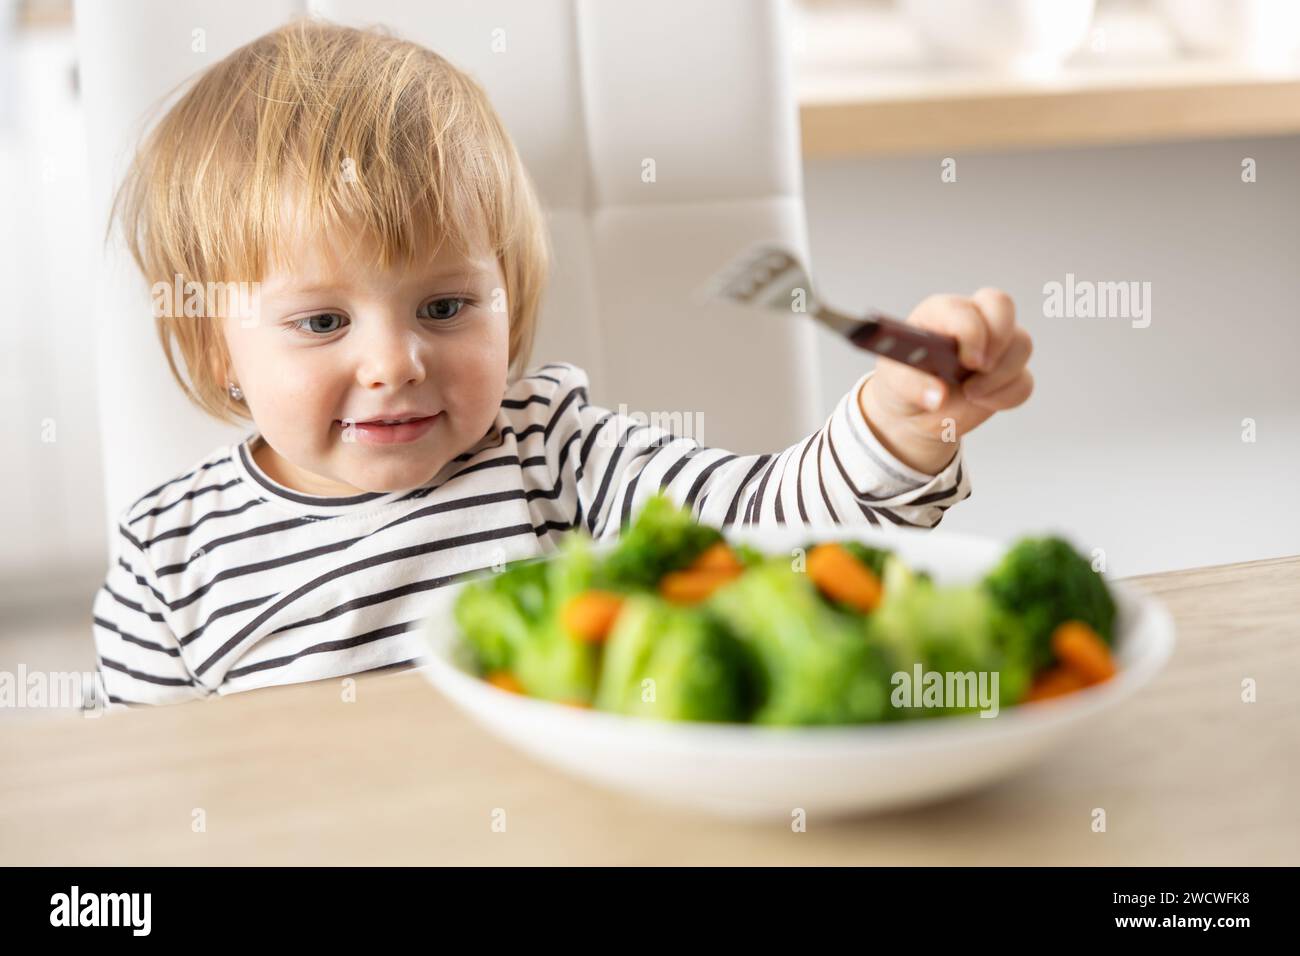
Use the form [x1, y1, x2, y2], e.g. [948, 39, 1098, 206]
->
[701, 242, 973, 387]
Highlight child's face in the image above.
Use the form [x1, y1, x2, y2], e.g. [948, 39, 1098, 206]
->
[223, 222, 510, 496]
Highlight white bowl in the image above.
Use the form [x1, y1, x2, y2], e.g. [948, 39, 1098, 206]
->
[415, 525, 1175, 820]
[900, 0, 1096, 72]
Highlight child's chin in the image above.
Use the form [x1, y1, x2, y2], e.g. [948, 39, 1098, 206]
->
[345, 458, 446, 494]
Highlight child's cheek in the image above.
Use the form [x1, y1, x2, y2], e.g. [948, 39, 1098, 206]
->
[434, 320, 510, 437]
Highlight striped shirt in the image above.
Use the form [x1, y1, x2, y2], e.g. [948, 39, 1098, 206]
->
[91, 362, 970, 707]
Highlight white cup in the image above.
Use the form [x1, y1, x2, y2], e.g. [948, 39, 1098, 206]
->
[899, 0, 1097, 73]
[1156, 0, 1300, 66]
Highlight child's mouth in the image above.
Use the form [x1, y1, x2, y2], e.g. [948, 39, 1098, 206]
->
[339, 414, 441, 445]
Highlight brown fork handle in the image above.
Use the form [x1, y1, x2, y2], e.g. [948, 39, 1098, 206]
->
[848, 315, 973, 387]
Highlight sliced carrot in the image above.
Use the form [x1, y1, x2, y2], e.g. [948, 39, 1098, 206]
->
[1051, 620, 1117, 685]
[560, 590, 626, 643]
[806, 543, 883, 613]
[558, 698, 592, 709]
[659, 567, 742, 604]
[689, 541, 744, 574]
[1022, 666, 1087, 703]
[486, 671, 525, 694]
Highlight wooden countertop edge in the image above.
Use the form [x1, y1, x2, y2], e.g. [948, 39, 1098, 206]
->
[799, 79, 1300, 158]
[1121, 551, 1300, 590]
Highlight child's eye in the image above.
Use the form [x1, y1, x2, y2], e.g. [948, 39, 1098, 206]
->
[287, 298, 468, 336]
[292, 313, 347, 335]
[418, 297, 469, 321]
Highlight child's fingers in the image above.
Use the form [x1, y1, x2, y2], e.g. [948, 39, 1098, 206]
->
[962, 327, 1032, 401]
[966, 368, 1034, 411]
[876, 358, 950, 412]
[907, 294, 990, 372]
[970, 287, 1017, 369]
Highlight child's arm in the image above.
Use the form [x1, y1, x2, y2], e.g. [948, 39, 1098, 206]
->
[540, 290, 1030, 539]
[91, 515, 211, 707]
[539, 362, 968, 539]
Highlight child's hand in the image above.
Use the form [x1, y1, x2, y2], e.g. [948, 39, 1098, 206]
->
[858, 288, 1033, 475]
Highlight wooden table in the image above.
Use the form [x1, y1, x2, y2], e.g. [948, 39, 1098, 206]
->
[2, 556, 1297, 865]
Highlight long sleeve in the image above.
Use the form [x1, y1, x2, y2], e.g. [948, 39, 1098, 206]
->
[543, 363, 971, 541]
[91, 515, 211, 708]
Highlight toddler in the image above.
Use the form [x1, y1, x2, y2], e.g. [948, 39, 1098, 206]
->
[92, 20, 1033, 706]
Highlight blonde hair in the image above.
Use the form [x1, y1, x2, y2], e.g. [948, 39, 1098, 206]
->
[111, 18, 551, 426]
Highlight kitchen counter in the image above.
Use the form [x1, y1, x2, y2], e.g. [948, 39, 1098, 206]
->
[1, 555, 1297, 865]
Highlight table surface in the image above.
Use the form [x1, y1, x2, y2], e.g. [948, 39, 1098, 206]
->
[2, 555, 1298, 865]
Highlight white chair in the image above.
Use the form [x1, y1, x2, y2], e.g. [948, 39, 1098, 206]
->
[75, 0, 820, 541]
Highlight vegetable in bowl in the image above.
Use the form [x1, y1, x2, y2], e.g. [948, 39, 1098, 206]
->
[451, 492, 1118, 725]
[982, 536, 1117, 674]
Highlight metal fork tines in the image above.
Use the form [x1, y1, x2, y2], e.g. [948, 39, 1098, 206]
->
[713, 245, 816, 312]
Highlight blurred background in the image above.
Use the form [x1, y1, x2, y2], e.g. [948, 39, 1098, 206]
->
[2, 0, 1298, 702]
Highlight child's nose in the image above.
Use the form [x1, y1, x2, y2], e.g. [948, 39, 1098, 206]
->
[353, 320, 427, 389]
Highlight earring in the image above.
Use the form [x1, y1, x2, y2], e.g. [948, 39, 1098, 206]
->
[227, 381, 244, 402]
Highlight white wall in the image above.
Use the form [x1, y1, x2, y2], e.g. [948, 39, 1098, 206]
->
[805, 135, 1300, 576]
[0, 27, 104, 609]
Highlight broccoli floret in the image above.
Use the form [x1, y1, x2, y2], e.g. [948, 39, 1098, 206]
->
[705, 558, 894, 725]
[512, 535, 605, 702]
[453, 557, 550, 673]
[867, 555, 1032, 715]
[982, 536, 1117, 671]
[453, 535, 603, 703]
[595, 594, 752, 722]
[511, 616, 602, 705]
[600, 492, 722, 589]
[732, 541, 767, 568]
